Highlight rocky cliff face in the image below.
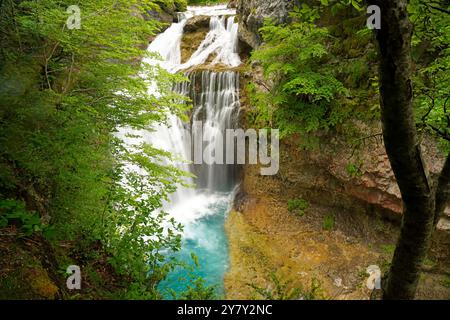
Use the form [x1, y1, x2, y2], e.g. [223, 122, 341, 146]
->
[233, 0, 450, 228]
[235, 0, 300, 48]
[228, 72, 450, 298]
[225, 1, 450, 295]
[237, 61, 450, 232]
[226, 131, 450, 299]
[147, 0, 187, 24]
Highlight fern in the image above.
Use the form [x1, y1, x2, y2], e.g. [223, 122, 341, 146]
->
[249, 5, 348, 140]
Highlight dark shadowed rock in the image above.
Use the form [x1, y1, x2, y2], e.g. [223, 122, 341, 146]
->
[145, 9, 173, 24]
[228, 0, 238, 9]
[184, 15, 211, 33]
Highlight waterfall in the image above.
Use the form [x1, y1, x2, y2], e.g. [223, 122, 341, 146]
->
[192, 71, 241, 191]
[175, 16, 241, 72]
[138, 5, 242, 295]
[144, 5, 241, 217]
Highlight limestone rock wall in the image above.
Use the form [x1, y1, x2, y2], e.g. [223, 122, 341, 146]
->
[236, 0, 300, 48]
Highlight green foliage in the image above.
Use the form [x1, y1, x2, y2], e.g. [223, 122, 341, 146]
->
[166, 254, 219, 300]
[175, 277, 218, 300]
[346, 60, 370, 88]
[0, 199, 51, 236]
[158, 0, 188, 12]
[340, 0, 363, 11]
[287, 199, 309, 217]
[249, 5, 348, 140]
[423, 258, 437, 269]
[249, 273, 324, 300]
[380, 244, 396, 256]
[0, 0, 192, 298]
[322, 214, 335, 231]
[441, 276, 450, 288]
[345, 162, 362, 178]
[177, 0, 188, 11]
[187, 0, 223, 5]
[409, 0, 450, 153]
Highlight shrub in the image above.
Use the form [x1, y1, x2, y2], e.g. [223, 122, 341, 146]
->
[287, 199, 309, 217]
[249, 5, 348, 140]
[0, 199, 50, 237]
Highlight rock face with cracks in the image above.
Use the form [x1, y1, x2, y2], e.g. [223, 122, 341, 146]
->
[223, 45, 449, 299]
[224, 134, 450, 299]
[236, 0, 300, 48]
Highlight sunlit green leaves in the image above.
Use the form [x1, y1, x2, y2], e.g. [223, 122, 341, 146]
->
[0, 0, 193, 298]
[249, 5, 347, 139]
[410, 0, 450, 152]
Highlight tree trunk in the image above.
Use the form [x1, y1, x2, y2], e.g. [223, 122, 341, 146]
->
[371, 0, 437, 300]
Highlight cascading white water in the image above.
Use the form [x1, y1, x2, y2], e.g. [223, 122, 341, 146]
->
[192, 71, 241, 191]
[175, 16, 241, 72]
[137, 5, 242, 295]
[143, 5, 241, 220]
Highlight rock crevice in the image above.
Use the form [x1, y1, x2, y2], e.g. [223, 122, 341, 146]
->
[236, 0, 300, 48]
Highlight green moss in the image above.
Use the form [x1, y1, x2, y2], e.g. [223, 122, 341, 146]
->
[346, 162, 362, 178]
[381, 244, 396, 256]
[0, 243, 58, 300]
[441, 276, 450, 288]
[287, 199, 309, 217]
[322, 215, 335, 231]
[156, 0, 188, 13]
[27, 268, 59, 299]
[0, 268, 39, 300]
[188, 0, 223, 5]
[175, 0, 188, 12]
[423, 258, 437, 269]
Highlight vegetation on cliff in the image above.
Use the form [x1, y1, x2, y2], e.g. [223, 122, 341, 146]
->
[245, 0, 450, 300]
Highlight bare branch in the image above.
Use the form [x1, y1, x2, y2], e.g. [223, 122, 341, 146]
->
[428, 124, 450, 141]
[421, 92, 435, 124]
[429, 4, 450, 15]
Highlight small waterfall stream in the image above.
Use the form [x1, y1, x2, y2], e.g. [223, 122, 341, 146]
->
[144, 5, 242, 296]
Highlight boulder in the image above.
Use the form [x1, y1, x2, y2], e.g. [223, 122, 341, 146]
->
[184, 15, 210, 33]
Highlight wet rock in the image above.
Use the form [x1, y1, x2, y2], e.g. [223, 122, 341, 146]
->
[180, 29, 209, 63]
[228, 0, 238, 9]
[145, 8, 174, 25]
[184, 15, 211, 33]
